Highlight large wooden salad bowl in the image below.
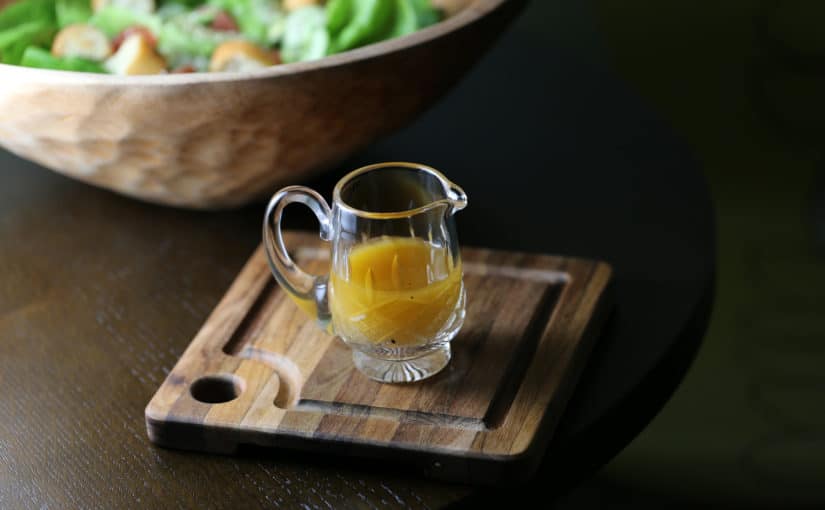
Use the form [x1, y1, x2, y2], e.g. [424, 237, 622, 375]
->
[0, 0, 522, 208]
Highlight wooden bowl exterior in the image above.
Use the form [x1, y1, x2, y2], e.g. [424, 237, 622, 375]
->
[0, 0, 521, 208]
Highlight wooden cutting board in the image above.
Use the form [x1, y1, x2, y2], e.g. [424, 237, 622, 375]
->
[145, 231, 612, 485]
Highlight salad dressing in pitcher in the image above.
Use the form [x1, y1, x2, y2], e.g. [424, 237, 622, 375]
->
[330, 236, 463, 347]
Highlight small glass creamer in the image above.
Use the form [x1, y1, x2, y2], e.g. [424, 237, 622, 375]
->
[263, 162, 468, 383]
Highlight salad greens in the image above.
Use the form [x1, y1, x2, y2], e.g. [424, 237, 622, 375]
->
[0, 0, 444, 74]
[89, 6, 162, 36]
[156, 6, 235, 60]
[56, 0, 93, 27]
[208, 0, 284, 46]
[281, 5, 326, 62]
[0, 0, 57, 64]
[20, 45, 105, 71]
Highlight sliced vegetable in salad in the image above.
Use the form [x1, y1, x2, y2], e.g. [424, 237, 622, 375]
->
[0, 0, 444, 74]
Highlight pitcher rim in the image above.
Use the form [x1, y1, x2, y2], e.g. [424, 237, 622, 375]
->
[333, 162, 466, 220]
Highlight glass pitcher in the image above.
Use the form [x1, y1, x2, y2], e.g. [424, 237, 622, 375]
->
[263, 162, 468, 383]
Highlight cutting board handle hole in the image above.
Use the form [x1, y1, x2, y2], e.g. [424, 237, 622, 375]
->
[190, 374, 245, 404]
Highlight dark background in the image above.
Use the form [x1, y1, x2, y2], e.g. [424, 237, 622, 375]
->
[556, 0, 825, 508]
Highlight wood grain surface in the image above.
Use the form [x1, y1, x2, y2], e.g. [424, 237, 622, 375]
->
[146, 232, 612, 484]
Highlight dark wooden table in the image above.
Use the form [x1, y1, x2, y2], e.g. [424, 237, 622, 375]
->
[0, 1, 715, 508]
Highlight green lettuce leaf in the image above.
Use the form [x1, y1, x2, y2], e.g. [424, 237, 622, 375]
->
[411, 0, 440, 28]
[19, 45, 105, 72]
[281, 5, 328, 63]
[208, 0, 284, 46]
[156, 0, 201, 7]
[390, 0, 416, 37]
[326, 0, 352, 36]
[0, 20, 50, 48]
[0, 22, 56, 65]
[89, 5, 162, 37]
[56, 0, 93, 28]
[157, 10, 235, 58]
[330, 0, 394, 53]
[0, 0, 56, 31]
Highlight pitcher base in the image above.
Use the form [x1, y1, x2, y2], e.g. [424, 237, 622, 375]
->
[352, 344, 451, 383]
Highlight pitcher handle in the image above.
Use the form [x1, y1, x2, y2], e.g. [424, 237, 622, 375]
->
[263, 186, 333, 329]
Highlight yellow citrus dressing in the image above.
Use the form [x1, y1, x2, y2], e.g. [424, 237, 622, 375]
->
[330, 236, 462, 346]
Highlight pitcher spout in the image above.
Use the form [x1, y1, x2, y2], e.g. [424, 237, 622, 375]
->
[445, 182, 468, 214]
